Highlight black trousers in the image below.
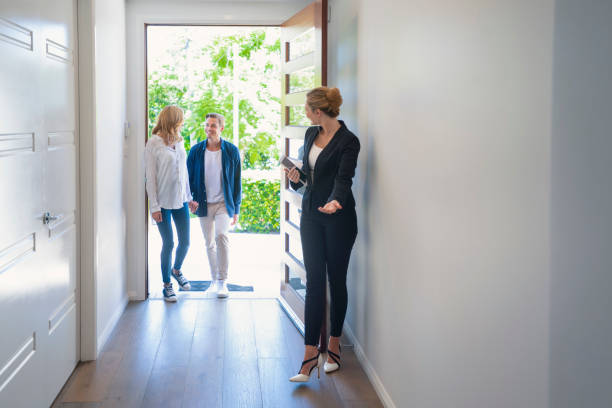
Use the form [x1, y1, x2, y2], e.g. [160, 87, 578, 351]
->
[300, 207, 358, 346]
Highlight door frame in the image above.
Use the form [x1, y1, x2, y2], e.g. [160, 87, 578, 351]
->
[77, 0, 97, 361]
[143, 23, 283, 298]
[278, 0, 328, 342]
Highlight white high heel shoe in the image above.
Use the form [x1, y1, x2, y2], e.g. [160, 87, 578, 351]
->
[324, 344, 341, 373]
[289, 352, 323, 382]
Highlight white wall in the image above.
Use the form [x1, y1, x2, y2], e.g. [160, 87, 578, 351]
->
[328, 1, 553, 406]
[125, 0, 309, 299]
[78, 0, 129, 358]
[549, 1, 612, 407]
[93, 0, 129, 353]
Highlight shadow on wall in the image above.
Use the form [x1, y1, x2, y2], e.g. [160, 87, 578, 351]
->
[336, 13, 375, 345]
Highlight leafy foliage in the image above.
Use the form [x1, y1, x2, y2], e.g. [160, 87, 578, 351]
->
[148, 65, 189, 145]
[237, 179, 280, 233]
[148, 29, 281, 169]
[148, 28, 282, 232]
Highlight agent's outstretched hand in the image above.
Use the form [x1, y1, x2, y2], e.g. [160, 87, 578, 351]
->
[318, 200, 342, 214]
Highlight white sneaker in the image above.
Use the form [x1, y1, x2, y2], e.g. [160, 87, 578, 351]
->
[207, 280, 218, 294]
[217, 280, 229, 298]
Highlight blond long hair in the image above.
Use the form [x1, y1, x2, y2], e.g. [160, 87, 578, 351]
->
[152, 105, 184, 145]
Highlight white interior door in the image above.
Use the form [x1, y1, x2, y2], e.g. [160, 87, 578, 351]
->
[0, 1, 79, 406]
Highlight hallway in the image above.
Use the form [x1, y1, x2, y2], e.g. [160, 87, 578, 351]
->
[3, 0, 612, 406]
[52, 299, 382, 407]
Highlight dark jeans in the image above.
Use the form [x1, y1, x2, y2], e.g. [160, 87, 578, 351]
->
[300, 207, 358, 346]
[156, 203, 190, 284]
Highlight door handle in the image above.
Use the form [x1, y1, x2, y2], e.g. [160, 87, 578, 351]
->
[43, 212, 61, 225]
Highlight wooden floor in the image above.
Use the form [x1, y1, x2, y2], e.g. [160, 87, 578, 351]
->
[52, 299, 383, 408]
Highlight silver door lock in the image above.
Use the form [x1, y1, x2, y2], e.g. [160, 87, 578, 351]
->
[43, 212, 59, 225]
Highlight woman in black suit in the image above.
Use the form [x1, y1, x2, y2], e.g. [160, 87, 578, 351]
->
[286, 87, 360, 382]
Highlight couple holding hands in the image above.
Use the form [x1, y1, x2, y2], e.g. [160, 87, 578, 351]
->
[145, 109, 240, 300]
[145, 87, 360, 383]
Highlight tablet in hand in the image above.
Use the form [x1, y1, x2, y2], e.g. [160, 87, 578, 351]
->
[280, 155, 306, 181]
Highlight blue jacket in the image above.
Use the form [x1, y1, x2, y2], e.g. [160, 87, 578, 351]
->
[187, 139, 241, 217]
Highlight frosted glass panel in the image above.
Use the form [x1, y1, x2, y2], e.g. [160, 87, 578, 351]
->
[289, 28, 314, 61]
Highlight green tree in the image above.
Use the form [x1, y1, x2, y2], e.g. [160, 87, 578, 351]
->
[188, 31, 281, 170]
[148, 29, 281, 168]
[148, 65, 188, 137]
[147, 28, 282, 232]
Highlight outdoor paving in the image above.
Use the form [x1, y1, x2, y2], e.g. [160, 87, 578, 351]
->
[148, 218, 281, 299]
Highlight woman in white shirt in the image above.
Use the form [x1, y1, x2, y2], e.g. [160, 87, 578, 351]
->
[145, 105, 199, 302]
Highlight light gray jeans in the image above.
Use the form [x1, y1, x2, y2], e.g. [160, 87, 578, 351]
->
[199, 201, 231, 281]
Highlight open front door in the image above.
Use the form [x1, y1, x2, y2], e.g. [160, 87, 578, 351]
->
[278, 0, 327, 336]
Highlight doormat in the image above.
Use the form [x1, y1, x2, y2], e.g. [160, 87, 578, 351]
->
[179, 280, 254, 292]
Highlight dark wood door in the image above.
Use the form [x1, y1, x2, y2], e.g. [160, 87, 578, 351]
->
[278, 0, 327, 338]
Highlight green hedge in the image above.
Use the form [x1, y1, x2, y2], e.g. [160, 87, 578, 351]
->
[237, 179, 280, 233]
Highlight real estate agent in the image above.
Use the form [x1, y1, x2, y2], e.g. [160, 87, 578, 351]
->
[285, 87, 360, 382]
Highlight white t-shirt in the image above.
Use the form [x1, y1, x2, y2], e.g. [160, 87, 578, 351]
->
[308, 143, 323, 183]
[144, 135, 192, 213]
[205, 148, 224, 203]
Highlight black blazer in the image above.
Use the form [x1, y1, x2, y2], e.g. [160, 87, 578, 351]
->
[290, 120, 360, 214]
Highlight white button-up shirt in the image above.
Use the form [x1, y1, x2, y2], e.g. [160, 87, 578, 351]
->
[145, 135, 192, 214]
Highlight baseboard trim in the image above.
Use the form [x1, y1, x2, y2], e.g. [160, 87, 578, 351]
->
[96, 294, 129, 355]
[343, 324, 396, 408]
[127, 290, 143, 301]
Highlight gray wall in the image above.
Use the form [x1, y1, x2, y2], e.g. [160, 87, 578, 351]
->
[550, 1, 612, 407]
[327, 0, 363, 339]
[329, 0, 554, 406]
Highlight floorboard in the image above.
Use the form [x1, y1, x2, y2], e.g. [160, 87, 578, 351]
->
[53, 299, 383, 408]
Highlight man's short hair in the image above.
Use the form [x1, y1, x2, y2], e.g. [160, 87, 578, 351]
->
[205, 112, 225, 128]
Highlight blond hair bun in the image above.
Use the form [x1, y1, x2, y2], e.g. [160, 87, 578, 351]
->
[306, 86, 343, 118]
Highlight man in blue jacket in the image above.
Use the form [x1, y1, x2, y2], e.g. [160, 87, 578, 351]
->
[187, 112, 241, 298]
